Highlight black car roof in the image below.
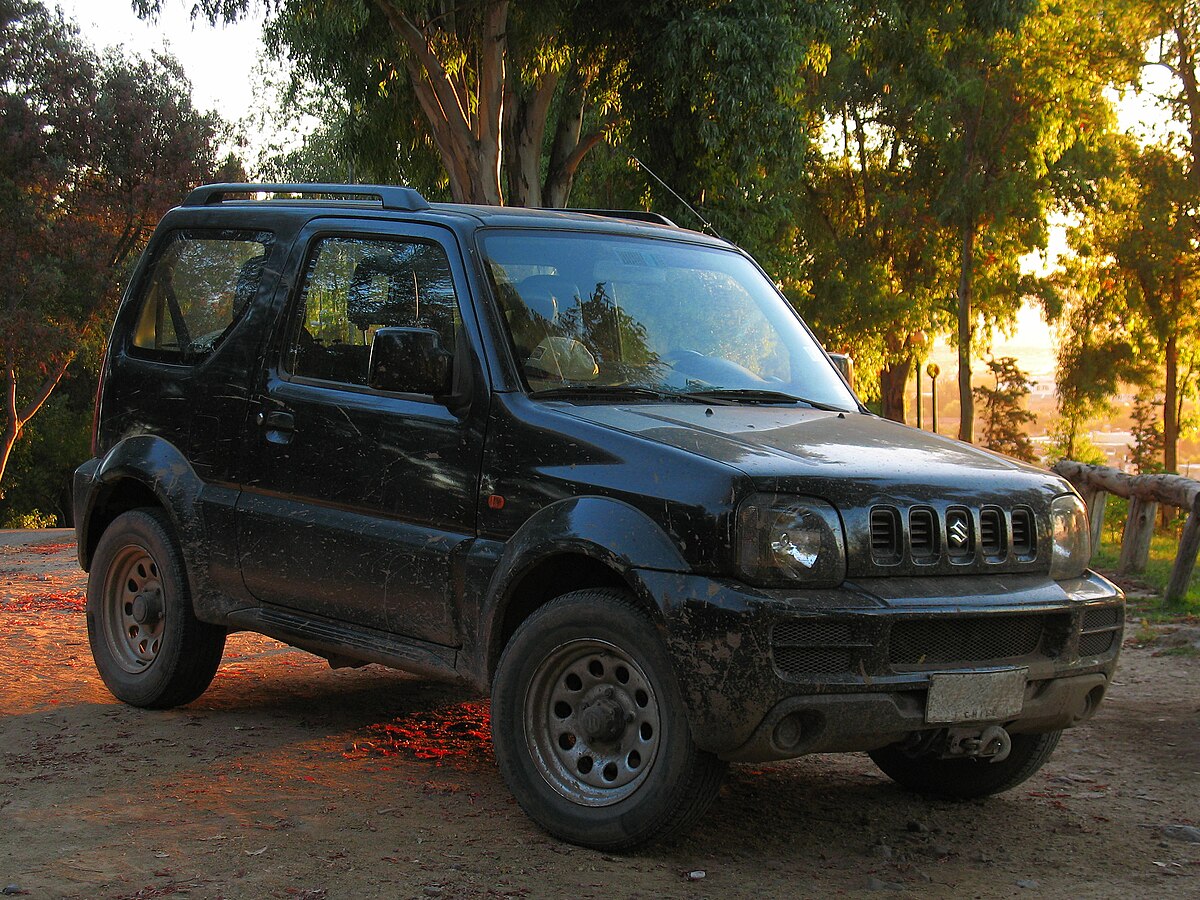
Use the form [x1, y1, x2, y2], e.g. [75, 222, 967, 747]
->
[177, 183, 731, 249]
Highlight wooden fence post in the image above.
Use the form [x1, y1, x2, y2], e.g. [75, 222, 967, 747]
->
[1118, 496, 1158, 575]
[1165, 496, 1200, 606]
[1085, 489, 1107, 558]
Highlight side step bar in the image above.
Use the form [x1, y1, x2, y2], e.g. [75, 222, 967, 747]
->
[226, 606, 459, 682]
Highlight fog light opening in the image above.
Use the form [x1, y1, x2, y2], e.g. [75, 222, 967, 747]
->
[772, 712, 805, 751]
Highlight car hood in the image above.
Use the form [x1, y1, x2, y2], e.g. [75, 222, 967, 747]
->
[549, 402, 1065, 505]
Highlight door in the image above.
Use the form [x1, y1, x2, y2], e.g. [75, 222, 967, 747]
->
[235, 223, 485, 645]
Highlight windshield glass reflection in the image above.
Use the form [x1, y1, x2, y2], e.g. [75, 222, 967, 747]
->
[480, 231, 857, 410]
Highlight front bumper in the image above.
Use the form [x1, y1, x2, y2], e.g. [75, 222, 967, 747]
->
[637, 569, 1123, 762]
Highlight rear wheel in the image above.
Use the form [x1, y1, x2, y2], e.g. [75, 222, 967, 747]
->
[869, 730, 1062, 799]
[87, 508, 225, 708]
[492, 589, 726, 850]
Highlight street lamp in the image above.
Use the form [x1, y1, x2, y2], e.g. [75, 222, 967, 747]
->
[926, 362, 940, 435]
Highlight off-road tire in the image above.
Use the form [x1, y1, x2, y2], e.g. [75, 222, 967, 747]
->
[86, 508, 225, 708]
[491, 588, 726, 851]
[869, 729, 1062, 799]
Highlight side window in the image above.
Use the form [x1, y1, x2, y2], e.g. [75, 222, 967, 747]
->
[130, 231, 272, 362]
[285, 236, 459, 390]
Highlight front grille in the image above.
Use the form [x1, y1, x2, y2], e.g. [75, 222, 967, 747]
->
[773, 645, 854, 675]
[1079, 606, 1122, 657]
[909, 508, 937, 560]
[980, 507, 1004, 558]
[1079, 631, 1115, 656]
[889, 614, 1053, 667]
[1083, 606, 1121, 629]
[865, 504, 1038, 569]
[771, 620, 862, 675]
[946, 506, 974, 560]
[1011, 508, 1035, 558]
[870, 507, 901, 563]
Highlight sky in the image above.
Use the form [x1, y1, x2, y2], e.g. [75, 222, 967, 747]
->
[53, 0, 264, 116]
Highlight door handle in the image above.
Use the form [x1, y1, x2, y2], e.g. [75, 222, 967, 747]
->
[257, 410, 295, 430]
[256, 409, 296, 444]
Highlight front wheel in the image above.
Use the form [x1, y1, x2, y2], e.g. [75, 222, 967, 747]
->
[491, 589, 726, 850]
[86, 508, 225, 708]
[869, 729, 1062, 799]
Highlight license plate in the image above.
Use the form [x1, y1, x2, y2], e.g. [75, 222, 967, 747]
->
[925, 668, 1027, 724]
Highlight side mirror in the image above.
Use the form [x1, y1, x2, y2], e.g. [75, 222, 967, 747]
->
[828, 352, 854, 390]
[368, 327, 452, 396]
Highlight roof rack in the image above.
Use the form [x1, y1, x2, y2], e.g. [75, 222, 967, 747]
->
[183, 183, 431, 212]
[546, 208, 677, 227]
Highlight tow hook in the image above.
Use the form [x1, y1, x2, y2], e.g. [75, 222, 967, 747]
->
[947, 725, 1013, 763]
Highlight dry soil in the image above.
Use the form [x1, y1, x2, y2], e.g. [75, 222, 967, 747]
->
[1, 530, 1198, 899]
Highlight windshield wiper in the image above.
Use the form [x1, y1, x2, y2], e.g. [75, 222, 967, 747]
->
[530, 385, 707, 403]
[679, 388, 852, 412]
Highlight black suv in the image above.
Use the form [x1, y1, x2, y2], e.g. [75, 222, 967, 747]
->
[74, 183, 1123, 850]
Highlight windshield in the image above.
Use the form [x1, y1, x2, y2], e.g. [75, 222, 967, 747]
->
[479, 230, 857, 409]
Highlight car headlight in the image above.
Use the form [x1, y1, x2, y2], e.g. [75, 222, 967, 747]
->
[1050, 493, 1091, 580]
[736, 494, 846, 587]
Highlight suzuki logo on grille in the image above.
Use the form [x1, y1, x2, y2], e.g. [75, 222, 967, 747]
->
[948, 514, 970, 548]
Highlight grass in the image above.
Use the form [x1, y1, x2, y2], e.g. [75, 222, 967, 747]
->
[1092, 528, 1200, 620]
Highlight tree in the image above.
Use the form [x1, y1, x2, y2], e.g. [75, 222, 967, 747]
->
[143, 1, 615, 204]
[1130, 389, 1166, 473]
[868, 1, 1143, 442]
[974, 356, 1038, 463]
[1062, 137, 1200, 473]
[0, 0, 237, 486]
[144, 1, 830, 217]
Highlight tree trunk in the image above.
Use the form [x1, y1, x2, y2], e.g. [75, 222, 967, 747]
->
[1174, 18, 1200, 190]
[879, 358, 911, 423]
[956, 221, 977, 443]
[0, 346, 76, 488]
[381, 0, 508, 205]
[544, 67, 602, 208]
[504, 69, 560, 208]
[1165, 329, 1179, 474]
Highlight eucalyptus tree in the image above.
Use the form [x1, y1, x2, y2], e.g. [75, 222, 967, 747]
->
[143, 0, 826, 213]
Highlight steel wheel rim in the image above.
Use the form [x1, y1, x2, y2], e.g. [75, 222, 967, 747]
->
[524, 639, 662, 807]
[101, 544, 166, 674]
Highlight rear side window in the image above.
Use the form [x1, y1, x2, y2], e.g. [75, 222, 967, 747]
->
[130, 230, 273, 363]
[284, 236, 459, 389]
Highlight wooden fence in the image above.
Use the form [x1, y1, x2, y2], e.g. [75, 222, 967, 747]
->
[1052, 460, 1200, 605]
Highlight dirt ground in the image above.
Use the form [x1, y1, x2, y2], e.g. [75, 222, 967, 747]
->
[1, 530, 1198, 899]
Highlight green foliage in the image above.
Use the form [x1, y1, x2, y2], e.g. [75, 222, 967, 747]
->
[1092, 527, 1200, 615]
[1043, 426, 1107, 467]
[973, 356, 1039, 463]
[0, 1, 236, 487]
[1130, 390, 1165, 473]
[3, 509, 58, 529]
[0, 356, 96, 526]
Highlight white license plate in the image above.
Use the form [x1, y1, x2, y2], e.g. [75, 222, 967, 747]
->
[925, 668, 1027, 724]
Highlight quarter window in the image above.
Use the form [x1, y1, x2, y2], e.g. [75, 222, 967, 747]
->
[130, 231, 272, 362]
[285, 237, 459, 390]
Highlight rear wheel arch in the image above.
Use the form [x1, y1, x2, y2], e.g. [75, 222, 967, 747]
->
[81, 478, 167, 570]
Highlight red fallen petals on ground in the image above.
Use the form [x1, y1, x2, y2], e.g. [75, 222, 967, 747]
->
[346, 701, 492, 761]
[1, 591, 86, 612]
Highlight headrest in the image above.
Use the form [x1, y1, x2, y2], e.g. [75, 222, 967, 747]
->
[517, 274, 580, 323]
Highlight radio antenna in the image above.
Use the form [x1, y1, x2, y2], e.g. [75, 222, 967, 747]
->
[629, 156, 719, 238]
